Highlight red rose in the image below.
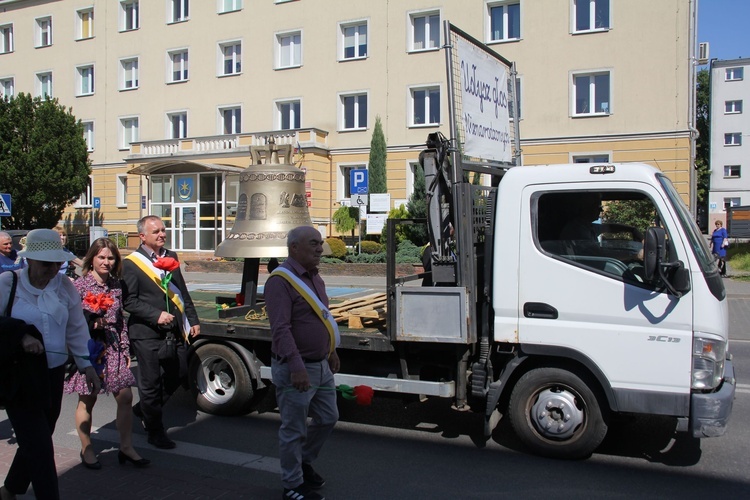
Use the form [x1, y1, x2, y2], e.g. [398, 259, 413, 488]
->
[154, 256, 180, 273]
[353, 385, 374, 406]
[83, 291, 115, 314]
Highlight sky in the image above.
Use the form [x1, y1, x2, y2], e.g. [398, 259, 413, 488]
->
[697, 0, 750, 62]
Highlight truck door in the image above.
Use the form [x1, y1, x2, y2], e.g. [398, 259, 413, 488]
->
[518, 184, 693, 415]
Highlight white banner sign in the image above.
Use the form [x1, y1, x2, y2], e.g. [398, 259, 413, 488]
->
[369, 193, 391, 213]
[366, 214, 387, 234]
[456, 37, 512, 163]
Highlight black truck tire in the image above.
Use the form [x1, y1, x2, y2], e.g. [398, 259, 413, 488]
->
[189, 343, 255, 416]
[508, 367, 608, 459]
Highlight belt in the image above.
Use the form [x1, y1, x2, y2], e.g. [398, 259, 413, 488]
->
[271, 353, 326, 364]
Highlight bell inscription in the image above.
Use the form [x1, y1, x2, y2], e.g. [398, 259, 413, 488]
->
[250, 193, 267, 220]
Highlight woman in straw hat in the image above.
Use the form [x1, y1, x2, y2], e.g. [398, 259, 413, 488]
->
[0, 229, 101, 500]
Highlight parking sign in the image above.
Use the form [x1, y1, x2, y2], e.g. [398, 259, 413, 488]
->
[350, 169, 368, 195]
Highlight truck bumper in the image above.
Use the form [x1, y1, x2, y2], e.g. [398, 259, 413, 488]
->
[690, 359, 735, 438]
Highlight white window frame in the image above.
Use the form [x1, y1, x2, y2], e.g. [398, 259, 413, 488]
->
[218, 40, 242, 76]
[724, 165, 741, 178]
[120, 1, 139, 32]
[218, 105, 242, 134]
[76, 64, 95, 96]
[275, 99, 301, 130]
[338, 163, 367, 201]
[725, 67, 744, 81]
[119, 116, 139, 150]
[339, 20, 368, 61]
[116, 174, 128, 207]
[167, 111, 188, 139]
[724, 197, 741, 210]
[724, 132, 742, 146]
[408, 10, 440, 52]
[571, 0, 610, 33]
[36, 71, 53, 98]
[409, 84, 441, 127]
[725, 100, 743, 114]
[0, 24, 13, 54]
[486, 1, 521, 43]
[82, 121, 94, 152]
[571, 69, 611, 116]
[74, 176, 94, 208]
[570, 152, 611, 163]
[407, 161, 419, 199]
[218, 0, 242, 14]
[0, 77, 13, 99]
[35, 16, 53, 48]
[168, 0, 189, 23]
[76, 8, 94, 40]
[119, 57, 139, 90]
[275, 30, 302, 69]
[167, 49, 189, 83]
[339, 91, 368, 131]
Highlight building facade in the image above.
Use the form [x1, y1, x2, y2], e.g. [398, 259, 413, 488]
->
[0, 0, 697, 252]
[708, 58, 750, 227]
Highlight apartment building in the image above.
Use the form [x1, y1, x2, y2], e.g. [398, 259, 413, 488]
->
[0, 0, 697, 252]
[708, 58, 750, 227]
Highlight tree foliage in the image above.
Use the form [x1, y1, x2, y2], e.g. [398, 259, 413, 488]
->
[368, 116, 387, 194]
[695, 69, 711, 205]
[0, 93, 90, 229]
[380, 203, 410, 247]
[603, 200, 656, 234]
[405, 161, 428, 246]
[332, 206, 360, 235]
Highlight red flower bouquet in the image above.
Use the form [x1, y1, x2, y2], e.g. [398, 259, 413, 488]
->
[154, 256, 180, 313]
[338, 384, 375, 406]
[83, 291, 115, 314]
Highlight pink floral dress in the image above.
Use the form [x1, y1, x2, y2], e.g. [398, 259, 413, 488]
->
[63, 274, 136, 395]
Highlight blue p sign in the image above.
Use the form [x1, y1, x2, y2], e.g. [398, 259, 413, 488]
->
[350, 169, 368, 195]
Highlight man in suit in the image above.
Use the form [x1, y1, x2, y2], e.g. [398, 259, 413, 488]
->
[122, 215, 200, 449]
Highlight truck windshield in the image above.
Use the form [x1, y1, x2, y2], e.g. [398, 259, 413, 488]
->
[658, 174, 715, 274]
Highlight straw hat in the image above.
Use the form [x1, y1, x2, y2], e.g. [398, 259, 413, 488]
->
[17, 229, 73, 263]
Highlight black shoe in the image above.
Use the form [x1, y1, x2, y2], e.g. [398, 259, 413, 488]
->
[133, 403, 146, 429]
[282, 484, 324, 500]
[118, 450, 151, 468]
[148, 432, 176, 449]
[80, 451, 102, 470]
[301, 462, 325, 489]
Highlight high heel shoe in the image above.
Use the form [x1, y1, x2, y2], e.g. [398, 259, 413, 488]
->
[118, 450, 151, 468]
[80, 451, 102, 470]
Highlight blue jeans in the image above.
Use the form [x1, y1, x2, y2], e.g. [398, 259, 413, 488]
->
[272, 358, 338, 489]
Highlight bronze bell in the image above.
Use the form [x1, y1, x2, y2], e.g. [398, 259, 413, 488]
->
[214, 142, 313, 258]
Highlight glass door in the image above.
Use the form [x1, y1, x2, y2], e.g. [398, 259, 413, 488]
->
[174, 204, 198, 250]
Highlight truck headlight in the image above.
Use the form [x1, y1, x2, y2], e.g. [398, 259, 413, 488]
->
[692, 336, 727, 390]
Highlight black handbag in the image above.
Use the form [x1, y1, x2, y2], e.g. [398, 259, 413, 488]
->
[158, 333, 178, 361]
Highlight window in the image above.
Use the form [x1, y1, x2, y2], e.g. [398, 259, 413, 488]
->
[410, 85, 440, 126]
[725, 67, 744, 81]
[36, 72, 53, 98]
[409, 11, 440, 51]
[724, 197, 741, 211]
[276, 99, 301, 130]
[219, 0, 242, 13]
[117, 175, 128, 206]
[81, 121, 94, 151]
[488, 1, 520, 42]
[36, 17, 52, 47]
[340, 93, 367, 130]
[572, 154, 610, 163]
[0, 77, 13, 99]
[573, 71, 610, 116]
[120, 117, 139, 150]
[77, 8, 94, 39]
[75, 177, 94, 208]
[573, 0, 610, 32]
[339, 164, 366, 200]
[77, 65, 95, 96]
[170, 0, 189, 23]
[168, 49, 189, 82]
[340, 21, 367, 60]
[724, 165, 741, 178]
[724, 133, 742, 146]
[120, 57, 139, 90]
[219, 41, 242, 76]
[120, 1, 139, 31]
[725, 100, 743, 114]
[276, 31, 301, 69]
[0, 24, 13, 54]
[219, 106, 241, 134]
[168, 112, 188, 139]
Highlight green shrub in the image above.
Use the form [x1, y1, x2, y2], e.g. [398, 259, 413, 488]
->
[325, 237, 348, 259]
[347, 252, 386, 263]
[360, 240, 383, 254]
[395, 240, 422, 263]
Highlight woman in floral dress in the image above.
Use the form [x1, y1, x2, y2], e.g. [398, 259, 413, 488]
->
[64, 238, 149, 469]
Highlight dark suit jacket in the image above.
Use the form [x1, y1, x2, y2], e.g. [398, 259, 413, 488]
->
[121, 246, 199, 341]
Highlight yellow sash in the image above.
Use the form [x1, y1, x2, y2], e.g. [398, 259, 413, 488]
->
[270, 267, 340, 354]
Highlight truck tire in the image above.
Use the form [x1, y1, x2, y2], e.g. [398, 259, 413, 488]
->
[190, 344, 254, 416]
[508, 367, 608, 459]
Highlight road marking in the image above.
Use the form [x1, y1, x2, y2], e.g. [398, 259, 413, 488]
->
[737, 383, 750, 394]
[72, 428, 280, 474]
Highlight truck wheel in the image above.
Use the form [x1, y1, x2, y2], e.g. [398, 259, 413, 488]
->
[190, 344, 254, 416]
[508, 367, 608, 459]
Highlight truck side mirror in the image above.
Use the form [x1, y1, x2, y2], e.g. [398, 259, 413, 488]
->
[643, 227, 666, 281]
